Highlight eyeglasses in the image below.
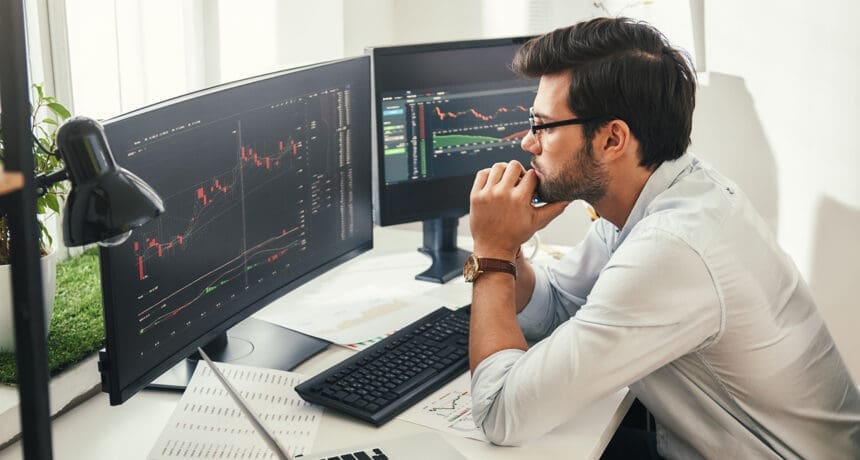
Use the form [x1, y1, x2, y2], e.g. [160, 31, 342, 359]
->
[528, 107, 605, 145]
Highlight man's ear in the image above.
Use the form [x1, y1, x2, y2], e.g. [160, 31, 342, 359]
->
[596, 119, 631, 163]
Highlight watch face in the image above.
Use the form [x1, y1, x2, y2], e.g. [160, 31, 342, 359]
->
[463, 254, 480, 282]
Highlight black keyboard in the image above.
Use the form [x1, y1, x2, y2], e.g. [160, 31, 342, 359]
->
[296, 306, 470, 426]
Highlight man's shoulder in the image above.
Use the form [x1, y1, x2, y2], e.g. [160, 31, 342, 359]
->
[636, 165, 744, 252]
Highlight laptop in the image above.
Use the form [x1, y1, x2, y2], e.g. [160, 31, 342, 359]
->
[302, 431, 467, 459]
[199, 349, 467, 460]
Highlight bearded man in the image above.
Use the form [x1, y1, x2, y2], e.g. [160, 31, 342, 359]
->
[465, 17, 860, 459]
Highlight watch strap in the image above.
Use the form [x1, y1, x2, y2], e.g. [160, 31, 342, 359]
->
[465, 256, 516, 282]
[477, 257, 517, 278]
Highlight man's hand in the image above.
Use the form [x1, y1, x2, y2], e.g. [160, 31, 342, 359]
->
[470, 161, 569, 260]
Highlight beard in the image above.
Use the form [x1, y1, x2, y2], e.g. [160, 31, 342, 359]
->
[535, 140, 609, 204]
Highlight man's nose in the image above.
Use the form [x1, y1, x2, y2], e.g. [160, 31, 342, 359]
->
[521, 130, 541, 155]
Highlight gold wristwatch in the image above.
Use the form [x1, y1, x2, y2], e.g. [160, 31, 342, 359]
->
[463, 254, 517, 282]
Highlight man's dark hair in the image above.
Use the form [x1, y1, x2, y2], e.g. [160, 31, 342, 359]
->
[513, 17, 696, 169]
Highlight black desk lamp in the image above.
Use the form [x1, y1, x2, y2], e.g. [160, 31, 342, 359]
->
[42, 116, 164, 247]
[0, 2, 164, 458]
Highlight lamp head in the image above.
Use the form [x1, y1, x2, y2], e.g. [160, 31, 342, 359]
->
[56, 116, 164, 247]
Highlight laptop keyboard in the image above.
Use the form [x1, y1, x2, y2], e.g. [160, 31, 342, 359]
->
[306, 447, 389, 460]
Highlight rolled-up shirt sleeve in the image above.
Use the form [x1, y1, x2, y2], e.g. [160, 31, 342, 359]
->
[517, 221, 613, 340]
[472, 228, 722, 446]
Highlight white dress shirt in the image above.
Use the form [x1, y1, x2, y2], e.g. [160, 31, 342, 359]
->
[471, 154, 860, 459]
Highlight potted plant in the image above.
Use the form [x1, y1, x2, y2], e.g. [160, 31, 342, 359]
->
[0, 83, 72, 352]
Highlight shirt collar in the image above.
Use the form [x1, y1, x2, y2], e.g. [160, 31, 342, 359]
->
[614, 153, 695, 242]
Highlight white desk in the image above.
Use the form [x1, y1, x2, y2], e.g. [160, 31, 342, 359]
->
[0, 227, 632, 460]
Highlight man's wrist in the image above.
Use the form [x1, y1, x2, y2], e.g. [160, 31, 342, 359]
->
[472, 245, 518, 261]
[464, 251, 518, 282]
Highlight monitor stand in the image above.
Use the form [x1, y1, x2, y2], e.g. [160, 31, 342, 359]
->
[148, 317, 329, 391]
[415, 217, 470, 284]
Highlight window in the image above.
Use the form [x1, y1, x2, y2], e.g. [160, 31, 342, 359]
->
[62, 0, 345, 120]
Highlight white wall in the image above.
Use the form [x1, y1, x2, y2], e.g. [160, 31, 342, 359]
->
[343, 0, 484, 54]
[343, 0, 395, 56]
[696, 0, 860, 379]
[393, 0, 484, 44]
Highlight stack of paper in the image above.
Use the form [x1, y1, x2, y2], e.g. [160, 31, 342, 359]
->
[149, 363, 322, 459]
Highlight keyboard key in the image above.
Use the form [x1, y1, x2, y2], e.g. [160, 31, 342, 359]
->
[393, 368, 436, 395]
[436, 346, 456, 358]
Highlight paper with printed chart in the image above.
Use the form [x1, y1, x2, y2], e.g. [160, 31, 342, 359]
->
[260, 282, 452, 350]
[148, 362, 321, 459]
[398, 371, 488, 442]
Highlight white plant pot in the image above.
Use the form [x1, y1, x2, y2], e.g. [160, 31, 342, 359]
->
[0, 248, 58, 352]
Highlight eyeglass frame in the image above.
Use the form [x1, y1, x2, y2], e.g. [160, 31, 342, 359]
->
[528, 107, 608, 143]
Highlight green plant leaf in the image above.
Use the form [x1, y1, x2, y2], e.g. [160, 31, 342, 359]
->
[37, 136, 52, 151]
[1, 83, 71, 254]
[47, 102, 71, 120]
[39, 224, 53, 251]
[45, 193, 60, 213]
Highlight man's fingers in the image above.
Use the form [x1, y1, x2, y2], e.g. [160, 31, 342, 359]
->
[501, 160, 526, 186]
[518, 169, 537, 190]
[485, 162, 508, 187]
[533, 201, 569, 229]
[472, 168, 490, 194]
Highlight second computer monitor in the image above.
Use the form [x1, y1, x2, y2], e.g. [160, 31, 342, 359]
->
[370, 37, 537, 283]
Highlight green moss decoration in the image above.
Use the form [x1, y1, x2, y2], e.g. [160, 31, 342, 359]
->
[0, 248, 103, 384]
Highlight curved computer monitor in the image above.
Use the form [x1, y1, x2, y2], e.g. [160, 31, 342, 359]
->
[369, 37, 537, 283]
[98, 56, 372, 405]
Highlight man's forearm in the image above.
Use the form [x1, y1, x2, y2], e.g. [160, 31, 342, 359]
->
[469, 272, 528, 374]
[515, 252, 536, 313]
[466, 160, 566, 375]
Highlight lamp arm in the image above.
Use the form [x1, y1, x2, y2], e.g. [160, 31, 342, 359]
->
[34, 168, 68, 196]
